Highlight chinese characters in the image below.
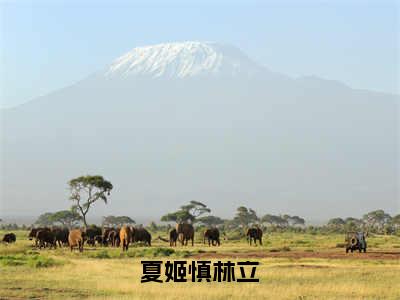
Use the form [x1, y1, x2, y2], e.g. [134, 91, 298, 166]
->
[141, 260, 260, 283]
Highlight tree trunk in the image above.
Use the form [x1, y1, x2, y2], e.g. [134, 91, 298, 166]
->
[82, 214, 88, 229]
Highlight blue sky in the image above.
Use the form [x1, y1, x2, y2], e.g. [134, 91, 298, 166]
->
[1, 0, 398, 107]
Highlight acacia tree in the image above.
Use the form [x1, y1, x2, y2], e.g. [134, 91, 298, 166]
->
[35, 210, 82, 228]
[68, 175, 113, 228]
[196, 215, 224, 227]
[161, 201, 211, 223]
[261, 214, 287, 227]
[35, 212, 56, 227]
[233, 206, 259, 228]
[102, 215, 135, 227]
[327, 217, 345, 231]
[362, 210, 392, 233]
[391, 214, 400, 230]
[283, 215, 305, 227]
[51, 210, 82, 228]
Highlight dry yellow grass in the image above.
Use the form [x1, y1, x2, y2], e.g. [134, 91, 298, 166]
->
[1, 231, 399, 299]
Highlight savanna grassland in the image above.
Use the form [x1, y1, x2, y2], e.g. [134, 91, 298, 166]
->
[1, 230, 399, 300]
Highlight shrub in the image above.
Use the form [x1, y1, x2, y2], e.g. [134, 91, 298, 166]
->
[125, 247, 175, 258]
[0, 254, 61, 268]
[89, 250, 111, 259]
[27, 256, 59, 268]
[148, 247, 175, 257]
[175, 250, 191, 258]
[0, 255, 25, 266]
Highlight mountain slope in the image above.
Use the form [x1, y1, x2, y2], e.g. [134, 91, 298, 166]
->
[1, 42, 398, 220]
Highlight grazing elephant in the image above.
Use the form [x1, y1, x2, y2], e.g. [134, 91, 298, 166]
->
[169, 229, 178, 247]
[203, 228, 220, 246]
[131, 227, 152, 246]
[28, 227, 50, 247]
[51, 227, 69, 247]
[68, 229, 83, 252]
[102, 228, 113, 246]
[246, 227, 263, 246]
[36, 230, 57, 249]
[107, 230, 119, 247]
[2, 233, 16, 243]
[119, 226, 131, 251]
[176, 223, 194, 246]
[94, 235, 103, 246]
[84, 225, 102, 247]
[115, 228, 121, 247]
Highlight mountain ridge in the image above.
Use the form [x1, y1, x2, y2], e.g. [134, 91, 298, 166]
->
[104, 41, 265, 79]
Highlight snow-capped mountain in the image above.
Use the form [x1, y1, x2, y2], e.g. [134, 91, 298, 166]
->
[104, 41, 262, 79]
[2, 41, 398, 220]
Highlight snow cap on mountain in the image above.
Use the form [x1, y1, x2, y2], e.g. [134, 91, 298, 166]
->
[105, 41, 262, 79]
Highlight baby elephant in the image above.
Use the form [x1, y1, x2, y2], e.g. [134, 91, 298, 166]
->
[169, 229, 178, 247]
[2, 233, 16, 244]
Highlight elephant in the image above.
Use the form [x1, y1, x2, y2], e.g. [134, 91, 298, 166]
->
[119, 226, 131, 251]
[246, 227, 263, 246]
[101, 228, 113, 246]
[28, 227, 50, 247]
[51, 227, 69, 247]
[84, 225, 102, 247]
[36, 230, 57, 249]
[68, 229, 83, 252]
[203, 228, 220, 246]
[176, 223, 194, 246]
[2, 233, 16, 243]
[131, 227, 152, 246]
[169, 228, 178, 247]
[107, 229, 120, 247]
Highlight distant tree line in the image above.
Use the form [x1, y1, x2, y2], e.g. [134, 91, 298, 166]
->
[2, 174, 398, 236]
[159, 203, 399, 236]
[325, 210, 400, 235]
[2, 199, 399, 237]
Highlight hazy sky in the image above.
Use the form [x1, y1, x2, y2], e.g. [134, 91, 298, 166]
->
[1, 0, 398, 108]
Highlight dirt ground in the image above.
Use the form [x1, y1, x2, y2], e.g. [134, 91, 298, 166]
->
[193, 249, 400, 260]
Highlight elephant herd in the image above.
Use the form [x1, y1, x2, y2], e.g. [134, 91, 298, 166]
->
[1, 224, 263, 252]
[168, 223, 217, 247]
[26, 225, 152, 252]
[169, 224, 263, 247]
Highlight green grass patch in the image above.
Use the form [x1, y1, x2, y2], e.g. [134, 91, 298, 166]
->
[127, 247, 176, 257]
[88, 250, 111, 259]
[0, 253, 62, 268]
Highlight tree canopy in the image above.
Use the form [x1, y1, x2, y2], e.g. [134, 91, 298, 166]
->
[69, 175, 113, 227]
[283, 215, 305, 226]
[261, 214, 287, 227]
[102, 215, 135, 227]
[34, 212, 55, 227]
[196, 215, 224, 227]
[363, 210, 392, 231]
[327, 217, 345, 227]
[34, 209, 82, 228]
[232, 206, 259, 228]
[161, 201, 211, 223]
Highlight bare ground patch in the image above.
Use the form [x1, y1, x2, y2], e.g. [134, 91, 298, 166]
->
[192, 250, 400, 260]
